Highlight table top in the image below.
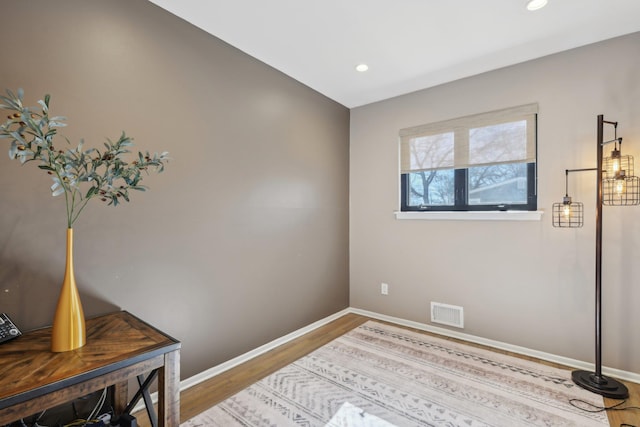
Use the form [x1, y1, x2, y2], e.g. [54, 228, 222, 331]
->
[0, 311, 180, 410]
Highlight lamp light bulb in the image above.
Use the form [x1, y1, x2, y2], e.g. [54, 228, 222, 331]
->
[563, 204, 571, 218]
[615, 179, 626, 195]
[612, 157, 621, 174]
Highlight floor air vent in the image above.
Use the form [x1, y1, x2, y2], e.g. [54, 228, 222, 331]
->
[430, 302, 464, 328]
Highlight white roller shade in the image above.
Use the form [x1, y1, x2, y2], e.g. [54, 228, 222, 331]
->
[400, 103, 538, 174]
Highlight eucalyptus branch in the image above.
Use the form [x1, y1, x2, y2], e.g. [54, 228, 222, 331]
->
[0, 89, 169, 228]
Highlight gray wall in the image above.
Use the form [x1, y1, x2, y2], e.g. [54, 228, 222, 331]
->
[0, 0, 350, 380]
[350, 32, 640, 374]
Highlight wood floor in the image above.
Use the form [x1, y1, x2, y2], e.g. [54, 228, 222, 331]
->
[136, 313, 640, 426]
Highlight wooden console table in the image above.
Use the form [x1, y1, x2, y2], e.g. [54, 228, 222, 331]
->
[0, 311, 181, 426]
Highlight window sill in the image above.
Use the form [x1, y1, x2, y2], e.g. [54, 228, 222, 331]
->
[394, 210, 544, 221]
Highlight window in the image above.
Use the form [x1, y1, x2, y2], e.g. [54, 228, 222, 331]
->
[400, 104, 537, 212]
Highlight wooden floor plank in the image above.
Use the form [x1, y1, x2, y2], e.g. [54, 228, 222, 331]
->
[135, 313, 640, 426]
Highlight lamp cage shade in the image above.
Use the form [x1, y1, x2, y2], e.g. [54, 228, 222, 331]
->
[602, 152, 634, 180]
[602, 175, 640, 205]
[552, 199, 583, 228]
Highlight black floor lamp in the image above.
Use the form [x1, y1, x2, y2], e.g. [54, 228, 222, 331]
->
[552, 115, 639, 399]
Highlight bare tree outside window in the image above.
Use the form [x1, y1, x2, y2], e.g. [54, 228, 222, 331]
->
[408, 133, 454, 205]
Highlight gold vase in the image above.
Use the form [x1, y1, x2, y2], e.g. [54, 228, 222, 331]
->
[51, 228, 86, 352]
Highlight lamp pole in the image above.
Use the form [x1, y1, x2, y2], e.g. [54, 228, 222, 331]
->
[595, 114, 604, 379]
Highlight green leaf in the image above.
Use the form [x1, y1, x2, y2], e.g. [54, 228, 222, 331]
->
[9, 131, 25, 143]
[86, 186, 98, 198]
[51, 181, 65, 196]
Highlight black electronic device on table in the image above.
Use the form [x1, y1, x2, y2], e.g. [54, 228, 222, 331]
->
[0, 312, 21, 344]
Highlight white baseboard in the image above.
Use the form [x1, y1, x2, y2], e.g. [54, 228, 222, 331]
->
[180, 308, 352, 391]
[133, 307, 640, 414]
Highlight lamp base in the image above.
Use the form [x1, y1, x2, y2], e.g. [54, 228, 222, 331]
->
[571, 370, 629, 399]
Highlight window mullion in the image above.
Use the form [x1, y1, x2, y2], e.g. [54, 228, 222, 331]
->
[454, 169, 467, 208]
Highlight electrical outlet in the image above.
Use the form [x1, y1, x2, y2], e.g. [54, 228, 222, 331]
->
[381, 282, 389, 295]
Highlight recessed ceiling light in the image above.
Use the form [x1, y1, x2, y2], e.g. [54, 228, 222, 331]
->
[526, 0, 548, 11]
[355, 64, 369, 72]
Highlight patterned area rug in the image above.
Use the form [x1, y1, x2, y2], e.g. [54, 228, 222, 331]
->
[183, 321, 609, 426]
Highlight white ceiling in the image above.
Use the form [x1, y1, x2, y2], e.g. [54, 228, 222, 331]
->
[148, 0, 640, 108]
